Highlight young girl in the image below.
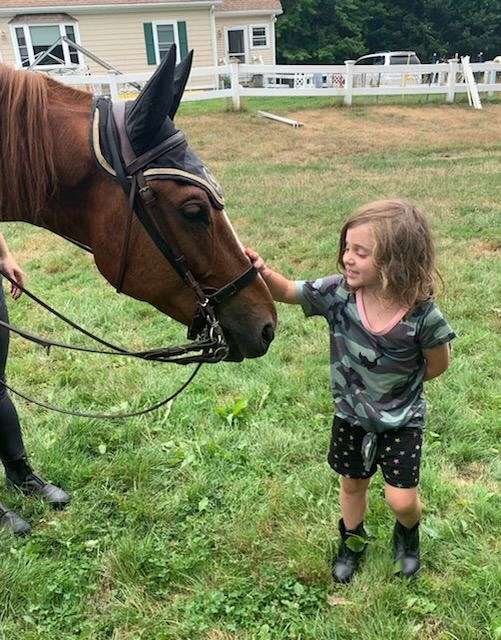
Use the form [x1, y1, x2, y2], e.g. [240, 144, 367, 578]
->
[246, 199, 455, 582]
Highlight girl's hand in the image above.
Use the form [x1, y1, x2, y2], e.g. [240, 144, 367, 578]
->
[245, 247, 268, 275]
[0, 254, 25, 300]
[246, 247, 298, 304]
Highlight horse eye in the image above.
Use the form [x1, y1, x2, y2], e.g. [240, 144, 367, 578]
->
[182, 203, 210, 224]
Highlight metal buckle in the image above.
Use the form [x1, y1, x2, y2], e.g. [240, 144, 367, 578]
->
[138, 185, 156, 205]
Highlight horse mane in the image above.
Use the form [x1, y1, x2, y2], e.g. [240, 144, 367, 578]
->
[0, 65, 86, 220]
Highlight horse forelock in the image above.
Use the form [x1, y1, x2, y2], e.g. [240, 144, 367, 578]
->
[0, 66, 60, 220]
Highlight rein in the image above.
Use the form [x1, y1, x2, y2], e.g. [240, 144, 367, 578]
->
[0, 270, 226, 365]
[0, 97, 258, 418]
[0, 269, 207, 418]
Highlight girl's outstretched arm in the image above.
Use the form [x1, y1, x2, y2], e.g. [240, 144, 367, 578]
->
[245, 248, 299, 304]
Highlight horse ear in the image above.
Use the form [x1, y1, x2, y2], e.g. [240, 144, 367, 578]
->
[169, 50, 194, 120]
[126, 45, 177, 152]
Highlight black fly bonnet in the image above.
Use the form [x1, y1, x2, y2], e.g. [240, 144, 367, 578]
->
[92, 96, 225, 211]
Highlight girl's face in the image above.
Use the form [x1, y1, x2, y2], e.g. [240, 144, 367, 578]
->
[342, 223, 380, 290]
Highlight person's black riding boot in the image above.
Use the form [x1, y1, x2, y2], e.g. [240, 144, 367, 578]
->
[0, 501, 31, 536]
[393, 520, 420, 578]
[3, 456, 70, 510]
[332, 518, 367, 584]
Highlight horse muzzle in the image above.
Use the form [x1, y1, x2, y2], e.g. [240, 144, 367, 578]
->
[219, 309, 276, 361]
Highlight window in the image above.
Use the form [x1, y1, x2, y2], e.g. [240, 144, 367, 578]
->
[30, 25, 63, 65]
[65, 25, 79, 64]
[156, 24, 176, 61]
[12, 23, 81, 68]
[14, 27, 29, 67]
[389, 54, 420, 65]
[227, 28, 246, 63]
[250, 25, 268, 48]
[153, 23, 179, 63]
[144, 21, 187, 66]
[355, 56, 385, 66]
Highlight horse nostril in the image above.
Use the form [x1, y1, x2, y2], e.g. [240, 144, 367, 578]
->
[261, 323, 275, 347]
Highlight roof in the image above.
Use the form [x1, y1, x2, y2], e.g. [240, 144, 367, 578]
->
[0, 0, 282, 11]
[217, 0, 282, 11]
[0, 1, 215, 8]
[9, 13, 77, 23]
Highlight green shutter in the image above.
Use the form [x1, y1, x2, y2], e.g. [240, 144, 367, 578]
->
[177, 21, 188, 59]
[143, 23, 156, 65]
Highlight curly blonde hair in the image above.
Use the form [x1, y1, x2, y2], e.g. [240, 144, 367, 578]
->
[337, 199, 439, 308]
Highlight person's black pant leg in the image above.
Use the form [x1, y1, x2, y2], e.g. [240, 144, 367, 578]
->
[0, 283, 26, 462]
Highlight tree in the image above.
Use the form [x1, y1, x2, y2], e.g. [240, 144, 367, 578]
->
[276, 0, 501, 63]
[276, 0, 368, 63]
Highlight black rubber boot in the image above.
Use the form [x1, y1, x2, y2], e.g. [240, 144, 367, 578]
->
[0, 501, 31, 536]
[331, 519, 367, 584]
[393, 520, 420, 578]
[4, 456, 70, 510]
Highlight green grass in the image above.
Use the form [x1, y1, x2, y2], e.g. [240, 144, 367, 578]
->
[0, 98, 500, 640]
[176, 93, 501, 116]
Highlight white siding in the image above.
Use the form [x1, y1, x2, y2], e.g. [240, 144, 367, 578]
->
[215, 15, 275, 64]
[0, 18, 17, 66]
[1, 9, 214, 79]
[78, 9, 213, 73]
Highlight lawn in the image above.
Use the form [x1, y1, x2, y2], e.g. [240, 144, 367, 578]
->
[0, 98, 500, 640]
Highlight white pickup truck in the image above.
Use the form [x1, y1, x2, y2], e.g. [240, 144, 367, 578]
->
[353, 51, 422, 87]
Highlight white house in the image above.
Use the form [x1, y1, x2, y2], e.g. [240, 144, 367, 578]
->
[0, 0, 283, 79]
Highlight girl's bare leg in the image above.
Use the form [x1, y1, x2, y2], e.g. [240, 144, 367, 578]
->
[340, 476, 371, 529]
[384, 485, 421, 527]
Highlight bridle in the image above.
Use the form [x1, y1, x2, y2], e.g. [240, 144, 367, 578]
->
[0, 97, 259, 418]
[97, 96, 258, 362]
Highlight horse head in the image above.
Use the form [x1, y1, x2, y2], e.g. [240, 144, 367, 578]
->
[29, 48, 276, 361]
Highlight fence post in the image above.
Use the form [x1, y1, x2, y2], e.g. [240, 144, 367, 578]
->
[229, 60, 241, 110]
[344, 60, 355, 106]
[483, 67, 489, 92]
[446, 58, 457, 103]
[489, 66, 496, 97]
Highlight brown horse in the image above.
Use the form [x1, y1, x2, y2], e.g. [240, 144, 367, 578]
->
[0, 50, 276, 361]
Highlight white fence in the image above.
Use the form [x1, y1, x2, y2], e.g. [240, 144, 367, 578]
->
[57, 59, 501, 109]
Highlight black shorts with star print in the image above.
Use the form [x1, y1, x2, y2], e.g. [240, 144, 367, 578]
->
[327, 416, 422, 488]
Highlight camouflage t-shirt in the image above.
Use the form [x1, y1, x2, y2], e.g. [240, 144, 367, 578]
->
[295, 275, 456, 433]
